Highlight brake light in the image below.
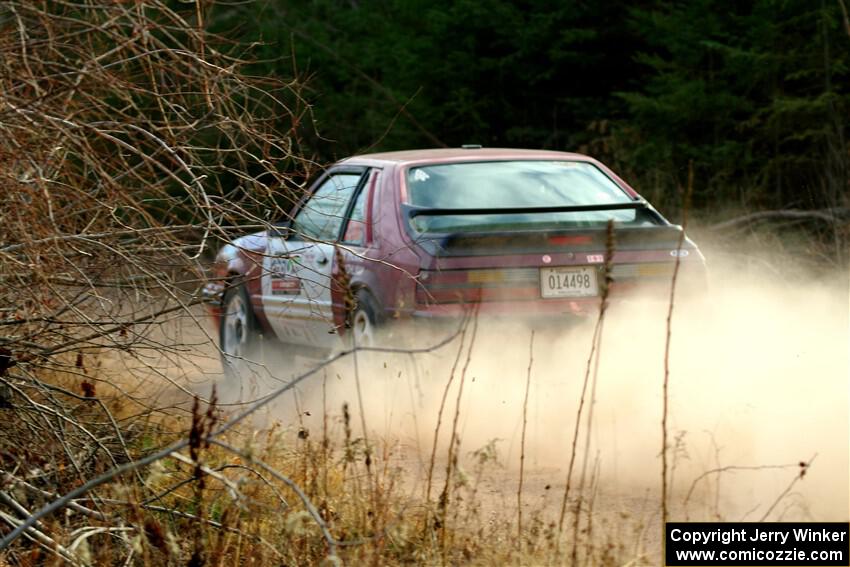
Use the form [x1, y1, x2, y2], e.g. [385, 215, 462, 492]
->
[548, 235, 592, 246]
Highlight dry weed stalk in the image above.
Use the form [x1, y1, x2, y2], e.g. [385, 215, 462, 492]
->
[557, 218, 615, 562]
[438, 302, 480, 557]
[683, 460, 810, 514]
[662, 162, 693, 531]
[569, 218, 615, 564]
[423, 309, 473, 512]
[517, 329, 535, 549]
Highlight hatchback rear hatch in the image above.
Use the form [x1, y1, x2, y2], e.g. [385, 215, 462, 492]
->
[401, 160, 704, 306]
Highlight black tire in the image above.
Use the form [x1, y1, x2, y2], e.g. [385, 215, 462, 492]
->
[350, 289, 382, 348]
[219, 281, 264, 380]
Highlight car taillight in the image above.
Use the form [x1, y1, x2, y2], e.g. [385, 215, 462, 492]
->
[547, 235, 592, 246]
[415, 268, 539, 304]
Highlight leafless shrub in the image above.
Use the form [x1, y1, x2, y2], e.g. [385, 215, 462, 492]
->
[0, 0, 313, 367]
[0, 1, 317, 562]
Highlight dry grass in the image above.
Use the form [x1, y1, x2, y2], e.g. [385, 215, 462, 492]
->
[0, 355, 647, 566]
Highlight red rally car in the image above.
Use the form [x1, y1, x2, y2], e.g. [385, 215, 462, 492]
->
[204, 147, 706, 370]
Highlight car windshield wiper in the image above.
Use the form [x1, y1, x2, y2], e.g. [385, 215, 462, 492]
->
[402, 202, 647, 218]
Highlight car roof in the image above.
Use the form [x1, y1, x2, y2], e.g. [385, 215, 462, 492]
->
[338, 147, 593, 167]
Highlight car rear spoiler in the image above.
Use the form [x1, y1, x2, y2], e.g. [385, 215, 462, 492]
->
[402, 201, 651, 219]
[400, 202, 691, 257]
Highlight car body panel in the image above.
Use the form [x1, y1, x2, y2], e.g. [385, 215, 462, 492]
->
[261, 239, 337, 347]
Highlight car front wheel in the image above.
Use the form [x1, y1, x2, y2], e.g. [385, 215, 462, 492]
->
[219, 281, 263, 379]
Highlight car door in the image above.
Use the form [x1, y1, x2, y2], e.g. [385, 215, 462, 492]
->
[262, 169, 365, 349]
[330, 168, 379, 334]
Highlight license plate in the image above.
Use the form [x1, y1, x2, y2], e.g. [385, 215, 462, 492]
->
[540, 266, 598, 298]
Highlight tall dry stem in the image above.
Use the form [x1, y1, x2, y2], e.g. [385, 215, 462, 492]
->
[662, 161, 693, 533]
[517, 329, 535, 550]
[557, 220, 615, 544]
[567, 219, 615, 564]
[438, 303, 481, 557]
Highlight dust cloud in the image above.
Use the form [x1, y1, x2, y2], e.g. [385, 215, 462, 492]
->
[221, 241, 849, 524]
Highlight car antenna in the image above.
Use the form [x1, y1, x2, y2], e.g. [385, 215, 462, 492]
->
[461, 144, 482, 149]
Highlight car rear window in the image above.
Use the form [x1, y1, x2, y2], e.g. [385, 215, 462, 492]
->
[405, 160, 655, 233]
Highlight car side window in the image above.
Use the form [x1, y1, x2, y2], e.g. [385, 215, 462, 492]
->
[341, 171, 375, 246]
[292, 173, 362, 241]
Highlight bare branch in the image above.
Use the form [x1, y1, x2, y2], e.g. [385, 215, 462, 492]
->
[708, 208, 850, 231]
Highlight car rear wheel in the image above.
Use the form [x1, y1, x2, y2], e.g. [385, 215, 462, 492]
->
[350, 289, 381, 348]
[220, 281, 263, 379]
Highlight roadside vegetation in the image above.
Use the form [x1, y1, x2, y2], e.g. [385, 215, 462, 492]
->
[0, 1, 847, 565]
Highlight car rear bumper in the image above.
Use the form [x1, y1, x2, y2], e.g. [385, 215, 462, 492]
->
[410, 277, 704, 318]
[412, 297, 598, 319]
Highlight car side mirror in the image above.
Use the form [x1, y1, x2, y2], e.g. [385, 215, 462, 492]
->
[270, 220, 293, 239]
